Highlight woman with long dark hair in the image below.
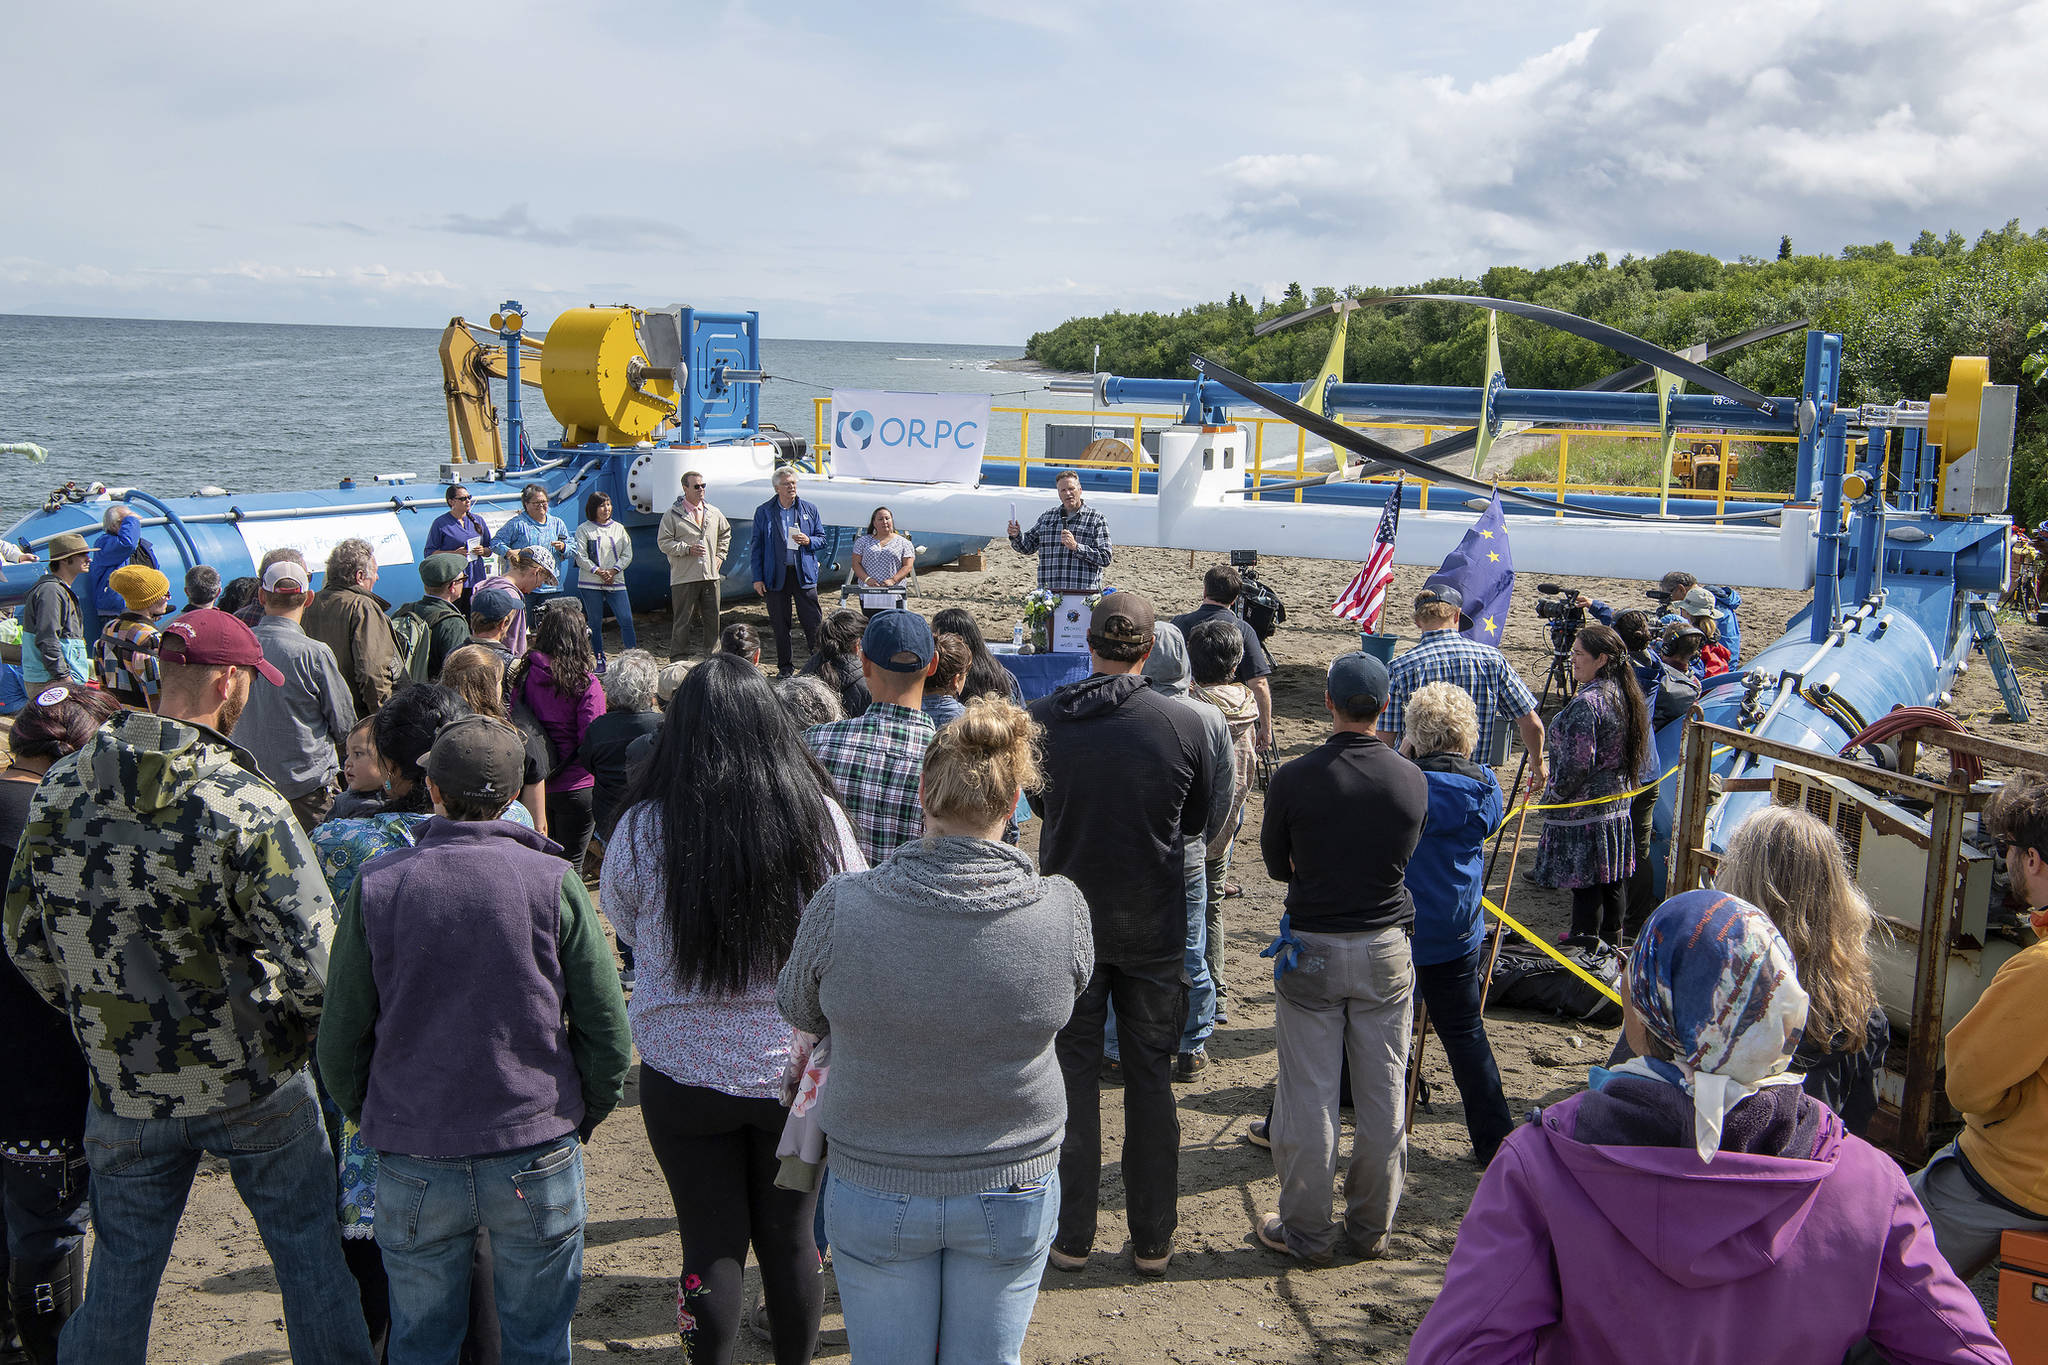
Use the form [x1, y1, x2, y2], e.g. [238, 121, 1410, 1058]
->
[797, 609, 870, 719]
[1530, 623, 1648, 945]
[931, 607, 1023, 706]
[599, 654, 865, 1365]
[512, 600, 605, 870]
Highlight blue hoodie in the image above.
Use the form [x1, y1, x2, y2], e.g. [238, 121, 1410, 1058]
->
[1407, 752, 1504, 967]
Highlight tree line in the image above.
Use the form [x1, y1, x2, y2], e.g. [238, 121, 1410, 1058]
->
[1024, 222, 2048, 523]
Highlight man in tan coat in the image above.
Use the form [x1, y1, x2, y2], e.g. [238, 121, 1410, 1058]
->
[655, 470, 731, 660]
[304, 537, 402, 719]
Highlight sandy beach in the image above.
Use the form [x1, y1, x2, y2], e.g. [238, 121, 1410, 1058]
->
[115, 536, 2038, 1363]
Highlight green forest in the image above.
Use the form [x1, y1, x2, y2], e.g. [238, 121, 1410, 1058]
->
[1024, 223, 2048, 523]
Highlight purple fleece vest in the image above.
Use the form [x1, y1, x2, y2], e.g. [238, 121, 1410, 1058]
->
[355, 816, 581, 1157]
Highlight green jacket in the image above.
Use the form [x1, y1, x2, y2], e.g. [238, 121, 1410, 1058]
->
[392, 594, 472, 682]
[3, 711, 335, 1119]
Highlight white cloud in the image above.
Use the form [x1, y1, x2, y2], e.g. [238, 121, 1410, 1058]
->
[0, 1, 2043, 341]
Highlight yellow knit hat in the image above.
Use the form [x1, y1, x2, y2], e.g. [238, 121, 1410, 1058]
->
[109, 564, 171, 612]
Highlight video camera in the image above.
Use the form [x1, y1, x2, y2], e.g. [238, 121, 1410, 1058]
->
[1645, 588, 1673, 605]
[1533, 581, 1587, 652]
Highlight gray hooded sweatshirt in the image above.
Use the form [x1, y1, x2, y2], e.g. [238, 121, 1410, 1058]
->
[1143, 622, 1237, 862]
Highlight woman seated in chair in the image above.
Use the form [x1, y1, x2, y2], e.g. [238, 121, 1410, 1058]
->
[851, 507, 914, 615]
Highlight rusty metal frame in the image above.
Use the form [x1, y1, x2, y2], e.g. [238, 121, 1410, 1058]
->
[1670, 720, 2042, 1162]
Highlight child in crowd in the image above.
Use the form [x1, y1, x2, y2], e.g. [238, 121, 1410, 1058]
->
[331, 717, 386, 820]
[319, 716, 630, 1363]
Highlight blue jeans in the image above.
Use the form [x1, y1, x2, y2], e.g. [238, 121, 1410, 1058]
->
[64, 1067, 372, 1365]
[1105, 858, 1215, 1058]
[826, 1172, 1058, 1365]
[375, 1138, 586, 1365]
[577, 588, 635, 658]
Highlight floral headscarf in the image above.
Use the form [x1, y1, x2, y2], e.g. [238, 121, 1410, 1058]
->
[1623, 888, 1810, 1162]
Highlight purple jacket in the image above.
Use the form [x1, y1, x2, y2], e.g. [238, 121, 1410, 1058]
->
[517, 650, 604, 791]
[1409, 1085, 2008, 1365]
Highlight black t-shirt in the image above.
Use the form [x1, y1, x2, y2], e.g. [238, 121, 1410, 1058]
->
[1173, 602, 1272, 684]
[0, 776, 91, 1142]
[582, 708, 664, 838]
[1261, 732, 1429, 933]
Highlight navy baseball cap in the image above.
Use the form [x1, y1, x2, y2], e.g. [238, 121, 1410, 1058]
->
[1326, 650, 1390, 713]
[861, 609, 935, 673]
[470, 587, 522, 625]
[1415, 582, 1473, 631]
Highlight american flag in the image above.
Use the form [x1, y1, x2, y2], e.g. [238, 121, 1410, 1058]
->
[1332, 483, 1402, 630]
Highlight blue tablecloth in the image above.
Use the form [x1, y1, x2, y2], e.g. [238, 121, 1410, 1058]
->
[992, 647, 1090, 702]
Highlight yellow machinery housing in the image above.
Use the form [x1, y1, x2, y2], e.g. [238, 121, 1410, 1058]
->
[541, 308, 677, 447]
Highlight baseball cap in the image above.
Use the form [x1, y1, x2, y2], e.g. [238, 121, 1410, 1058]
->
[420, 552, 467, 590]
[109, 564, 170, 612]
[506, 547, 558, 585]
[470, 586, 522, 625]
[1415, 582, 1473, 630]
[861, 609, 936, 673]
[46, 532, 89, 564]
[158, 609, 285, 685]
[424, 715, 525, 810]
[1327, 650, 1391, 713]
[260, 561, 309, 595]
[1087, 590, 1155, 648]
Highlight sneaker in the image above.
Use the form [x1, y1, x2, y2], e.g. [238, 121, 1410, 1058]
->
[594, 658, 608, 675]
[1256, 1214, 1331, 1267]
[619, 966, 636, 992]
[1244, 1119, 1271, 1150]
[1174, 1049, 1209, 1082]
[1047, 1244, 1089, 1272]
[1132, 1246, 1172, 1276]
[1099, 1057, 1122, 1085]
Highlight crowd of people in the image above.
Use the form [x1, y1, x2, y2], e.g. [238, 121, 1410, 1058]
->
[0, 473, 2034, 1365]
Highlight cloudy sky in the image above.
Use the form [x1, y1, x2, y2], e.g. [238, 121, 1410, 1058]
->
[5, 0, 2044, 343]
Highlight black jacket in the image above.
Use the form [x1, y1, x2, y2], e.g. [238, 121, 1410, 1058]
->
[0, 780, 89, 1142]
[1028, 672, 1213, 965]
[1261, 731, 1428, 934]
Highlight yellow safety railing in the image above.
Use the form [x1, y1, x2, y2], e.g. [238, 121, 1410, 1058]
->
[809, 397, 1804, 519]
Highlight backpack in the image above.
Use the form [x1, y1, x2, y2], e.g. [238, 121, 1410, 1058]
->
[387, 608, 432, 683]
[1487, 935, 1624, 1028]
[129, 537, 160, 572]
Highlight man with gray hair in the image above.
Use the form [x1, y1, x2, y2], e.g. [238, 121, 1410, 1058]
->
[85, 504, 147, 639]
[774, 673, 843, 729]
[749, 466, 825, 675]
[303, 538, 401, 720]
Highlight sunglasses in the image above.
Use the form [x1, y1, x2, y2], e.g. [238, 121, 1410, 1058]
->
[451, 494, 473, 503]
[686, 482, 705, 490]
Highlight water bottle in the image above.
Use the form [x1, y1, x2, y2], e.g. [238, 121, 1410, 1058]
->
[1013, 623, 1025, 647]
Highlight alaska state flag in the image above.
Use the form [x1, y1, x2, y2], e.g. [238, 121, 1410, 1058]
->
[1427, 489, 1514, 645]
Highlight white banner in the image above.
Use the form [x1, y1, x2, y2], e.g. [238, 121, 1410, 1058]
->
[237, 511, 415, 585]
[829, 389, 990, 484]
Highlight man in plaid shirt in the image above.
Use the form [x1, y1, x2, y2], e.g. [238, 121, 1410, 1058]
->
[1377, 586, 1546, 796]
[804, 610, 938, 863]
[1009, 470, 1112, 593]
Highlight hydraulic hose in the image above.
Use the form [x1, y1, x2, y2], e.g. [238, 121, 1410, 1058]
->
[1837, 707, 1982, 784]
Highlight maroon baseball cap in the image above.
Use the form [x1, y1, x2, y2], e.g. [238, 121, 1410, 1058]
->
[158, 609, 285, 685]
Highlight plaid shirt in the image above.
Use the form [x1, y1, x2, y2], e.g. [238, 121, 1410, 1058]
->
[805, 702, 935, 864]
[1382, 629, 1538, 759]
[1010, 503, 1112, 593]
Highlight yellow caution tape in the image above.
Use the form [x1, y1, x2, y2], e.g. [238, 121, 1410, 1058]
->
[1483, 894, 1625, 1009]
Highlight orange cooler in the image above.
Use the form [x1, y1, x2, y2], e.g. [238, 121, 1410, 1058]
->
[1998, 1229, 2048, 1363]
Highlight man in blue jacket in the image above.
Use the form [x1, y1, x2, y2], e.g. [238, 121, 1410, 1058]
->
[84, 504, 145, 640]
[749, 465, 826, 676]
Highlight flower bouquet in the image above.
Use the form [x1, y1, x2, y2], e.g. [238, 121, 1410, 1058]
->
[1021, 588, 1060, 653]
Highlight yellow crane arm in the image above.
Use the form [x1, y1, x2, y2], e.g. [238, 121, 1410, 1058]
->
[438, 318, 542, 469]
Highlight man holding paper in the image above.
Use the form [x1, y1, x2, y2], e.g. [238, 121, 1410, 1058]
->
[750, 465, 826, 675]
[1008, 470, 1113, 595]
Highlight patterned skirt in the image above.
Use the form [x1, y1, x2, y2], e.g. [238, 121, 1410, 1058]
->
[1530, 801, 1636, 889]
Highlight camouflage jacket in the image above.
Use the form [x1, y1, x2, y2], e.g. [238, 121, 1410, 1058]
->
[3, 710, 336, 1119]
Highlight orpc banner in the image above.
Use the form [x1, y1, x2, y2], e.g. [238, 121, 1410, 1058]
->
[829, 390, 990, 484]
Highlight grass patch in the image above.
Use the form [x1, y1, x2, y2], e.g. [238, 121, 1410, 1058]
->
[1503, 434, 1797, 494]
